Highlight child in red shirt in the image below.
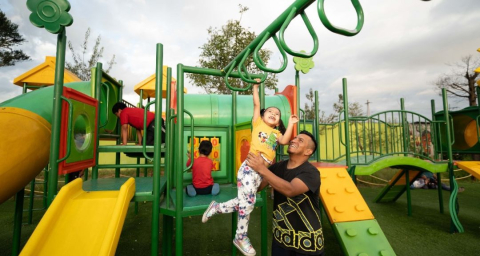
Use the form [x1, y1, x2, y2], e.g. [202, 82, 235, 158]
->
[186, 140, 219, 196]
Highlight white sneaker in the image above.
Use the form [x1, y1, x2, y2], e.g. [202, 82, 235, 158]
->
[202, 201, 217, 223]
[233, 237, 256, 256]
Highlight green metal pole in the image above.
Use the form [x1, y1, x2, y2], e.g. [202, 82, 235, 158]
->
[441, 89, 460, 233]
[12, 190, 24, 256]
[400, 98, 412, 216]
[46, 29, 67, 206]
[151, 43, 164, 256]
[27, 179, 35, 224]
[232, 91, 237, 183]
[92, 63, 103, 180]
[115, 80, 123, 178]
[175, 63, 185, 255]
[431, 100, 444, 213]
[315, 91, 320, 161]
[342, 79, 352, 170]
[296, 71, 300, 134]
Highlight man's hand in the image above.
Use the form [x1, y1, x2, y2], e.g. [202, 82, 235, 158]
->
[246, 152, 267, 175]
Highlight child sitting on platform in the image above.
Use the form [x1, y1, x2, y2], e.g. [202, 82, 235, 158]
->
[186, 140, 220, 196]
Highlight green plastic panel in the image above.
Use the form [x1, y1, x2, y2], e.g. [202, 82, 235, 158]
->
[333, 219, 396, 256]
[353, 156, 448, 175]
[0, 81, 97, 124]
[183, 94, 292, 126]
[435, 107, 480, 153]
[66, 99, 96, 163]
[182, 126, 230, 184]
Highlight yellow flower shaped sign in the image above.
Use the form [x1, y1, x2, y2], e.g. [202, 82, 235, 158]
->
[293, 50, 315, 74]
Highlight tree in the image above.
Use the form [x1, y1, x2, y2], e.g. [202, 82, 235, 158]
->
[66, 28, 116, 81]
[0, 10, 30, 67]
[332, 94, 364, 120]
[434, 55, 480, 106]
[188, 5, 277, 95]
[304, 88, 335, 123]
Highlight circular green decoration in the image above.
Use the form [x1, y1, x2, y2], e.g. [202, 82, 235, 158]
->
[293, 50, 315, 74]
[27, 0, 73, 34]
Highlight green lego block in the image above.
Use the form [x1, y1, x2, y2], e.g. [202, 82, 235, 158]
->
[333, 219, 396, 256]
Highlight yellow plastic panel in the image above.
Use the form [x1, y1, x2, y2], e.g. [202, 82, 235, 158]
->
[20, 178, 135, 256]
[235, 128, 252, 177]
[456, 161, 480, 180]
[319, 167, 374, 224]
[0, 107, 51, 204]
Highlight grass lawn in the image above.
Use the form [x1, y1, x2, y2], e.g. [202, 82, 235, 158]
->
[1, 180, 480, 255]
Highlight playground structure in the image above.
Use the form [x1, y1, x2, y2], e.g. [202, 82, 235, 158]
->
[2, 0, 480, 256]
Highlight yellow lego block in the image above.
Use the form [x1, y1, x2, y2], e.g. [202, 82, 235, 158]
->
[319, 167, 374, 223]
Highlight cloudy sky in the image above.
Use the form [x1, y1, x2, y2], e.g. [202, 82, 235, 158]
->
[1, 0, 480, 118]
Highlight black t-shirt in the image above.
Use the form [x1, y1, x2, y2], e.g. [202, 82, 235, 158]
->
[269, 160, 324, 255]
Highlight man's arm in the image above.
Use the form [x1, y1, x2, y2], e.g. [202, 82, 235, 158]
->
[121, 124, 129, 145]
[136, 130, 142, 145]
[246, 152, 308, 197]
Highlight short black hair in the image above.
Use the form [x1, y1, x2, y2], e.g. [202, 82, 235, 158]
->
[198, 140, 213, 156]
[299, 130, 317, 155]
[112, 102, 127, 114]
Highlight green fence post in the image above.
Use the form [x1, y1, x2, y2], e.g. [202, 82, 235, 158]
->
[151, 43, 164, 256]
[442, 89, 463, 233]
[315, 91, 320, 161]
[175, 62, 184, 256]
[12, 190, 24, 256]
[431, 100, 444, 213]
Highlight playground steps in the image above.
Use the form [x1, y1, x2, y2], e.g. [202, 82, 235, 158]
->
[318, 166, 395, 256]
[82, 176, 166, 202]
[375, 170, 421, 203]
[20, 178, 135, 256]
[456, 161, 480, 180]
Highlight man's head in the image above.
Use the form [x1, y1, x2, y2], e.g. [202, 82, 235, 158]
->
[287, 130, 317, 157]
[112, 102, 127, 118]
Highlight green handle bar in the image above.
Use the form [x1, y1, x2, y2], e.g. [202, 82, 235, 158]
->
[99, 82, 110, 128]
[224, 50, 267, 92]
[318, 0, 364, 36]
[449, 115, 455, 146]
[183, 109, 195, 172]
[57, 96, 73, 163]
[338, 111, 347, 146]
[299, 108, 306, 130]
[253, 33, 288, 73]
[142, 100, 156, 161]
[279, 8, 319, 58]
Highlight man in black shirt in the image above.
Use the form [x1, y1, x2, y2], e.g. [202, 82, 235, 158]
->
[246, 130, 324, 256]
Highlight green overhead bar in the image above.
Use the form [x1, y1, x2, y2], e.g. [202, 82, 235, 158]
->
[223, 0, 364, 91]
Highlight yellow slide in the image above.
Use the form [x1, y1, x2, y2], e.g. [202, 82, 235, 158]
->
[20, 178, 135, 256]
[456, 161, 480, 180]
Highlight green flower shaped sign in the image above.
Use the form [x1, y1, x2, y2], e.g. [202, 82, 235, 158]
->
[293, 50, 315, 74]
[27, 0, 73, 34]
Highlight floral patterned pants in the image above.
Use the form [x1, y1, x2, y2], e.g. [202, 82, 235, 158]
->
[216, 161, 262, 239]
